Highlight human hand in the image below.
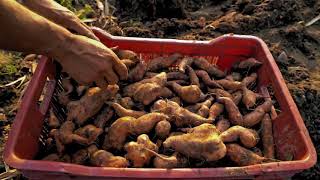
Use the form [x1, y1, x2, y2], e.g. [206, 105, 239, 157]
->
[55, 34, 128, 87]
[22, 0, 98, 40]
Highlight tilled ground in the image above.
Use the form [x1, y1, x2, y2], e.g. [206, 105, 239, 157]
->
[0, 0, 319, 178]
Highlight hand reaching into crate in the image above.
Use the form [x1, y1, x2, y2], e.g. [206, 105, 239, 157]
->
[0, 0, 128, 88]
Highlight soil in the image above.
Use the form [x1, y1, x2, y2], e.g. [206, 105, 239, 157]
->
[0, 0, 319, 178]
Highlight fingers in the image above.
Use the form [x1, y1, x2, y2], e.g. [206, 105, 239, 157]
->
[69, 18, 100, 41]
[112, 60, 129, 81]
[104, 70, 119, 85]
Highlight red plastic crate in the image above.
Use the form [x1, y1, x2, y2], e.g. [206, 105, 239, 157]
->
[4, 27, 316, 179]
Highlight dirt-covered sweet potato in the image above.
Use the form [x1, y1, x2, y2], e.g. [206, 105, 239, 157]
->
[128, 61, 147, 82]
[242, 86, 257, 109]
[216, 79, 242, 91]
[167, 81, 204, 103]
[176, 57, 194, 73]
[72, 148, 88, 165]
[220, 126, 259, 148]
[242, 73, 258, 87]
[74, 124, 103, 144]
[167, 72, 189, 80]
[163, 123, 226, 161]
[217, 97, 243, 126]
[48, 109, 60, 129]
[155, 120, 171, 139]
[67, 85, 119, 125]
[113, 49, 140, 63]
[145, 149, 188, 168]
[88, 145, 129, 167]
[112, 102, 146, 118]
[243, 100, 273, 127]
[185, 97, 213, 113]
[196, 70, 223, 89]
[197, 97, 214, 118]
[231, 90, 243, 105]
[208, 102, 224, 121]
[118, 97, 135, 109]
[186, 65, 200, 86]
[152, 100, 212, 127]
[121, 59, 137, 69]
[94, 106, 114, 129]
[226, 144, 277, 166]
[235, 58, 262, 70]
[124, 134, 158, 167]
[208, 88, 233, 99]
[193, 57, 225, 78]
[261, 114, 275, 158]
[103, 113, 168, 150]
[147, 53, 182, 71]
[216, 117, 231, 133]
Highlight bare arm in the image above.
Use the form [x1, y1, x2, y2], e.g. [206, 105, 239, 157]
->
[0, 0, 127, 87]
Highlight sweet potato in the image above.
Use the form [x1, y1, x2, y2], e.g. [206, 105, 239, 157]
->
[152, 100, 212, 127]
[193, 57, 225, 78]
[242, 86, 257, 109]
[243, 100, 272, 127]
[167, 81, 203, 103]
[128, 61, 147, 82]
[226, 144, 276, 166]
[113, 49, 140, 63]
[94, 106, 114, 128]
[144, 72, 158, 78]
[261, 114, 275, 158]
[145, 149, 188, 168]
[72, 148, 88, 165]
[155, 120, 171, 139]
[67, 85, 119, 125]
[74, 124, 103, 144]
[197, 97, 214, 117]
[220, 126, 259, 148]
[195, 70, 223, 89]
[121, 59, 137, 69]
[185, 97, 214, 113]
[167, 72, 189, 80]
[147, 53, 182, 71]
[76, 85, 88, 97]
[169, 96, 182, 105]
[112, 102, 146, 118]
[118, 97, 135, 109]
[48, 109, 60, 129]
[236, 58, 262, 70]
[90, 149, 129, 167]
[252, 147, 263, 157]
[208, 88, 233, 99]
[58, 92, 71, 106]
[216, 117, 231, 133]
[186, 65, 200, 86]
[163, 123, 226, 161]
[231, 90, 243, 105]
[124, 134, 158, 167]
[168, 80, 189, 86]
[208, 102, 224, 121]
[216, 79, 242, 91]
[242, 73, 257, 87]
[217, 97, 243, 126]
[103, 113, 168, 150]
[176, 57, 194, 73]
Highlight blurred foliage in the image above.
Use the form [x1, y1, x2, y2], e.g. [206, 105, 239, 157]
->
[0, 51, 19, 76]
[55, 0, 94, 19]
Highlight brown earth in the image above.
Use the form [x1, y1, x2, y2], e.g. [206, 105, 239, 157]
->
[0, 0, 319, 178]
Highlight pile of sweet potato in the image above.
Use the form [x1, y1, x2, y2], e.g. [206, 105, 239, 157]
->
[41, 49, 278, 168]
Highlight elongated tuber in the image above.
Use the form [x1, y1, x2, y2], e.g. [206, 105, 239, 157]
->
[176, 57, 193, 73]
[261, 114, 275, 158]
[89, 148, 129, 167]
[226, 144, 276, 166]
[118, 97, 135, 109]
[155, 120, 171, 139]
[216, 117, 230, 133]
[67, 85, 119, 125]
[236, 58, 262, 70]
[243, 100, 272, 127]
[72, 148, 88, 165]
[167, 72, 189, 80]
[208, 88, 233, 99]
[217, 97, 244, 126]
[193, 58, 225, 78]
[145, 149, 188, 168]
[163, 123, 226, 161]
[94, 106, 114, 128]
[220, 126, 259, 148]
[112, 102, 146, 118]
[48, 109, 60, 129]
[147, 53, 182, 71]
[128, 61, 147, 82]
[103, 113, 168, 150]
[186, 65, 200, 86]
[196, 70, 223, 89]
[121, 59, 137, 69]
[124, 134, 158, 167]
[167, 81, 203, 103]
[74, 124, 103, 144]
[242, 73, 258, 87]
[152, 100, 213, 127]
[242, 86, 257, 109]
[231, 90, 243, 105]
[113, 49, 140, 63]
[208, 102, 224, 121]
[216, 79, 242, 91]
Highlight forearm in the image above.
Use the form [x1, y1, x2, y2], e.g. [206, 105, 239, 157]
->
[0, 0, 72, 58]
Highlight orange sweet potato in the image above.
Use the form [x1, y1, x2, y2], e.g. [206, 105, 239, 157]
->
[261, 114, 275, 158]
[220, 126, 259, 148]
